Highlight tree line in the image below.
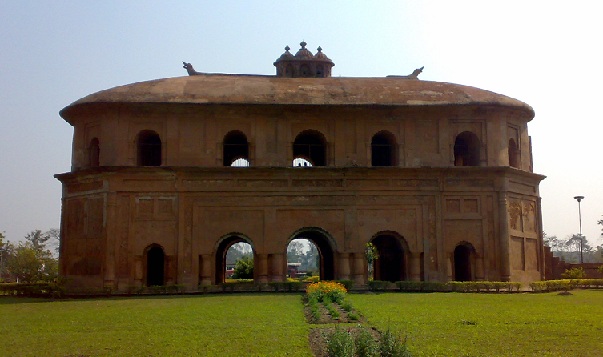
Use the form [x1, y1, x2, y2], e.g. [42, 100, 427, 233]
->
[0, 229, 59, 283]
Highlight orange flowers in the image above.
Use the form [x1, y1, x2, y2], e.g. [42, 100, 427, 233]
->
[306, 281, 347, 303]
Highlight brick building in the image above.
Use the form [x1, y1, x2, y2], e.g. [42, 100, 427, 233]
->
[56, 42, 545, 291]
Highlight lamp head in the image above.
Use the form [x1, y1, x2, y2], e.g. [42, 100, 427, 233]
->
[574, 195, 585, 202]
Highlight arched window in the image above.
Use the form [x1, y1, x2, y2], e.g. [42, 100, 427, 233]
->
[371, 131, 397, 166]
[508, 139, 519, 168]
[316, 65, 324, 78]
[454, 131, 481, 167]
[88, 138, 100, 168]
[293, 130, 326, 166]
[223, 131, 249, 166]
[299, 64, 310, 77]
[137, 130, 161, 166]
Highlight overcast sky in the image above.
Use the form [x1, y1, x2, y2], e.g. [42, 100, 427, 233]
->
[1, 1, 602, 247]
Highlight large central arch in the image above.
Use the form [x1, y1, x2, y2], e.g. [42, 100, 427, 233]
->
[370, 232, 409, 282]
[288, 227, 335, 280]
[214, 233, 255, 284]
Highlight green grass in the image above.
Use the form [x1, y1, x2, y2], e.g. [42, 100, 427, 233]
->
[0, 294, 312, 356]
[3, 290, 603, 356]
[348, 290, 603, 356]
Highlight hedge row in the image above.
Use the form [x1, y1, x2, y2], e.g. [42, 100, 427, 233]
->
[529, 279, 603, 292]
[0, 282, 64, 297]
[367, 280, 522, 292]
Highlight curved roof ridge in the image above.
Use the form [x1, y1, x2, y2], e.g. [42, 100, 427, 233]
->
[60, 74, 534, 121]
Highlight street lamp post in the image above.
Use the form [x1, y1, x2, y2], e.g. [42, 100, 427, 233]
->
[573, 195, 585, 263]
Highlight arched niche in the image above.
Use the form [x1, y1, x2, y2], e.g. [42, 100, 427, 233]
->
[293, 130, 326, 167]
[454, 131, 481, 167]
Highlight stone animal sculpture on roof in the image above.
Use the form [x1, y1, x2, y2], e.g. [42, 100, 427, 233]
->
[183, 62, 201, 76]
[387, 66, 424, 79]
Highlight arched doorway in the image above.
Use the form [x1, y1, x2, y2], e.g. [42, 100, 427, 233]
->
[289, 228, 335, 280]
[286, 238, 319, 279]
[371, 233, 407, 282]
[215, 234, 255, 284]
[453, 131, 480, 166]
[453, 243, 475, 281]
[145, 245, 165, 286]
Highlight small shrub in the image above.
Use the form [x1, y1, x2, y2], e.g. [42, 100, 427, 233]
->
[336, 279, 355, 290]
[341, 300, 353, 312]
[368, 280, 391, 291]
[355, 326, 379, 357]
[562, 267, 586, 279]
[326, 326, 355, 357]
[380, 327, 411, 357]
[348, 312, 360, 321]
[306, 281, 347, 303]
[303, 276, 320, 283]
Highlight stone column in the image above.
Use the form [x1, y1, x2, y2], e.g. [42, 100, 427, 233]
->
[475, 256, 485, 281]
[200, 254, 212, 286]
[351, 254, 366, 285]
[498, 182, 511, 281]
[104, 193, 117, 290]
[447, 255, 453, 281]
[257, 254, 268, 283]
[338, 253, 350, 280]
[409, 253, 421, 282]
[270, 253, 285, 282]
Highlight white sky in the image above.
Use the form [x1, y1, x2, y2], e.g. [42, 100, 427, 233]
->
[1, 1, 602, 246]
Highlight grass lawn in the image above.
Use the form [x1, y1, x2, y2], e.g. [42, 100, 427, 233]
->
[3, 290, 603, 356]
[0, 294, 312, 356]
[348, 290, 603, 356]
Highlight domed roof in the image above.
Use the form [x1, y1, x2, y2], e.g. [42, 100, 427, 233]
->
[314, 46, 331, 61]
[294, 41, 314, 59]
[275, 45, 294, 61]
[60, 74, 534, 122]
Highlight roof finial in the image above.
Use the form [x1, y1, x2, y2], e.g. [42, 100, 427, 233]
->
[317, 46, 322, 52]
[285, 45, 290, 51]
[300, 41, 307, 49]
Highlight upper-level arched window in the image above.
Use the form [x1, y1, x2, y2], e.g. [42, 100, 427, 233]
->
[293, 130, 326, 166]
[137, 130, 162, 166]
[454, 131, 480, 167]
[88, 138, 100, 168]
[223, 131, 249, 166]
[508, 139, 519, 168]
[371, 131, 397, 166]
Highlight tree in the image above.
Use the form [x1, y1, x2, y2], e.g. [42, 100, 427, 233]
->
[543, 232, 560, 250]
[43, 228, 60, 256]
[232, 255, 254, 279]
[365, 242, 379, 278]
[300, 243, 319, 273]
[225, 242, 252, 265]
[5, 241, 57, 283]
[24, 230, 50, 252]
[287, 240, 305, 263]
[0, 231, 7, 282]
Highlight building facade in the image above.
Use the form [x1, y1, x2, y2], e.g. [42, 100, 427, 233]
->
[56, 43, 545, 291]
